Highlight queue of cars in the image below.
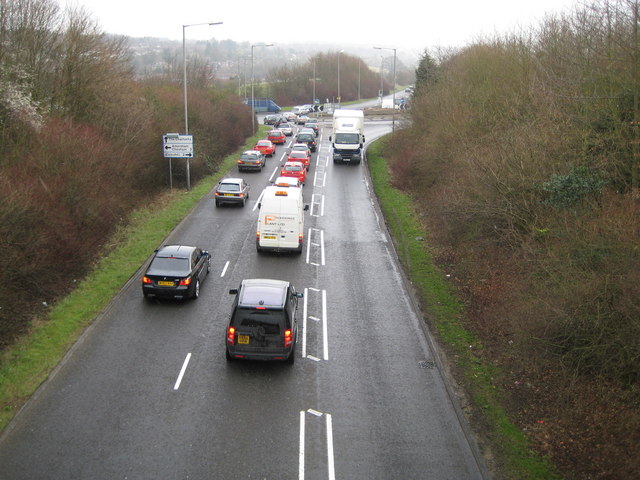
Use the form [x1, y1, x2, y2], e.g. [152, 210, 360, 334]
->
[143, 109, 323, 363]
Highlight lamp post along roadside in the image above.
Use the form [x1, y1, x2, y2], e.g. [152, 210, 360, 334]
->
[251, 43, 274, 133]
[374, 46, 396, 133]
[337, 50, 343, 106]
[182, 21, 222, 190]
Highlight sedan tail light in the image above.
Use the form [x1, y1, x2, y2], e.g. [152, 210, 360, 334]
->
[179, 277, 192, 286]
[227, 326, 236, 345]
[142, 276, 152, 284]
[284, 329, 293, 348]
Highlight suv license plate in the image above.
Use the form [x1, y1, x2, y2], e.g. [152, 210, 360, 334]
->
[238, 335, 250, 344]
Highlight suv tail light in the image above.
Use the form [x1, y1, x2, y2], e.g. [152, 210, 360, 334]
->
[284, 329, 293, 348]
[227, 326, 236, 345]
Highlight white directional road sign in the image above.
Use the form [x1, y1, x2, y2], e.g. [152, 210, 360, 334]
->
[163, 134, 194, 158]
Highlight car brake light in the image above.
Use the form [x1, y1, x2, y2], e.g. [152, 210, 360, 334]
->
[299, 233, 303, 244]
[179, 277, 192, 286]
[227, 326, 235, 344]
[284, 329, 293, 348]
[142, 276, 152, 284]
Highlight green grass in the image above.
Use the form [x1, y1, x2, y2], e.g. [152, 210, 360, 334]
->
[366, 138, 559, 479]
[0, 128, 268, 430]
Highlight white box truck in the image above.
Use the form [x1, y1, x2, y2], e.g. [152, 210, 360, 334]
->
[256, 186, 308, 253]
[329, 109, 365, 164]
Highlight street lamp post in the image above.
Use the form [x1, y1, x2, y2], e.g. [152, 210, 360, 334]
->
[374, 46, 397, 133]
[337, 49, 344, 106]
[251, 43, 273, 133]
[182, 21, 222, 190]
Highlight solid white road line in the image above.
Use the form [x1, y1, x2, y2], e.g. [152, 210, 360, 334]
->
[327, 414, 335, 480]
[173, 353, 191, 390]
[305, 228, 312, 264]
[302, 288, 308, 358]
[299, 410, 306, 480]
[220, 261, 229, 277]
[323, 290, 329, 361]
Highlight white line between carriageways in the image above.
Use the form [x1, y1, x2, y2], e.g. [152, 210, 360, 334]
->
[299, 409, 335, 480]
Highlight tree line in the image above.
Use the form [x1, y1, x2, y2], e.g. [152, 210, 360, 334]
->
[393, 0, 639, 477]
[0, 0, 252, 346]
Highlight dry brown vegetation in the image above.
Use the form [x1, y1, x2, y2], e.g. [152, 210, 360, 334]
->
[0, 0, 252, 348]
[387, 1, 640, 478]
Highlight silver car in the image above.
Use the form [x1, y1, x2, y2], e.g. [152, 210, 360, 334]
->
[237, 150, 266, 172]
[279, 122, 294, 136]
[215, 178, 250, 207]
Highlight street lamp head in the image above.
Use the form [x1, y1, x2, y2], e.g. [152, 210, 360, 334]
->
[184, 21, 223, 28]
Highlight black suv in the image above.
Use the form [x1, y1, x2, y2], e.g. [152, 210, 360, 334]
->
[225, 279, 303, 363]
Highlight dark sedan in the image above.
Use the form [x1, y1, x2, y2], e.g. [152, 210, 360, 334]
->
[142, 245, 210, 300]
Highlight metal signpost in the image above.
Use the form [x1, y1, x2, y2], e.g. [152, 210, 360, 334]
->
[163, 133, 194, 190]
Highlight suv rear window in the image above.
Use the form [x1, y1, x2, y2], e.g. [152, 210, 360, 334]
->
[233, 308, 286, 333]
[239, 285, 286, 307]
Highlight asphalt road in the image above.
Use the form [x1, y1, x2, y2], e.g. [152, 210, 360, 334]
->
[0, 117, 486, 479]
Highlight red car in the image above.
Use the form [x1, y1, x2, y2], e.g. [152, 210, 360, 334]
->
[280, 161, 307, 185]
[287, 150, 310, 170]
[254, 139, 276, 157]
[267, 129, 286, 145]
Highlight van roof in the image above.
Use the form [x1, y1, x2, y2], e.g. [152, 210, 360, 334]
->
[262, 185, 303, 200]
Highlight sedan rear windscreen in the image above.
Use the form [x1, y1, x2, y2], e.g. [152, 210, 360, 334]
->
[148, 257, 190, 275]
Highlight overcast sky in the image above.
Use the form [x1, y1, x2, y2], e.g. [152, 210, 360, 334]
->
[60, 0, 580, 53]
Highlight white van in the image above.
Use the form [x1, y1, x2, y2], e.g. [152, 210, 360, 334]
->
[256, 186, 308, 253]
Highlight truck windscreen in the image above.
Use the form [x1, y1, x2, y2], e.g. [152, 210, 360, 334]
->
[335, 133, 360, 145]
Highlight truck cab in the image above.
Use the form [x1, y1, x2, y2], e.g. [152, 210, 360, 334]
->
[329, 109, 365, 164]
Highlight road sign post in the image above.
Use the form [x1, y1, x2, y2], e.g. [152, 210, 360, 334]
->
[163, 133, 194, 190]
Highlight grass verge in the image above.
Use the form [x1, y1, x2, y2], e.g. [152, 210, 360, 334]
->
[366, 137, 559, 479]
[0, 128, 268, 431]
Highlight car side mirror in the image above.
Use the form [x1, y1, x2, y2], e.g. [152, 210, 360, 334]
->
[295, 292, 304, 298]
[329, 135, 332, 142]
[304, 204, 309, 211]
[229, 288, 238, 295]
[257, 202, 261, 209]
